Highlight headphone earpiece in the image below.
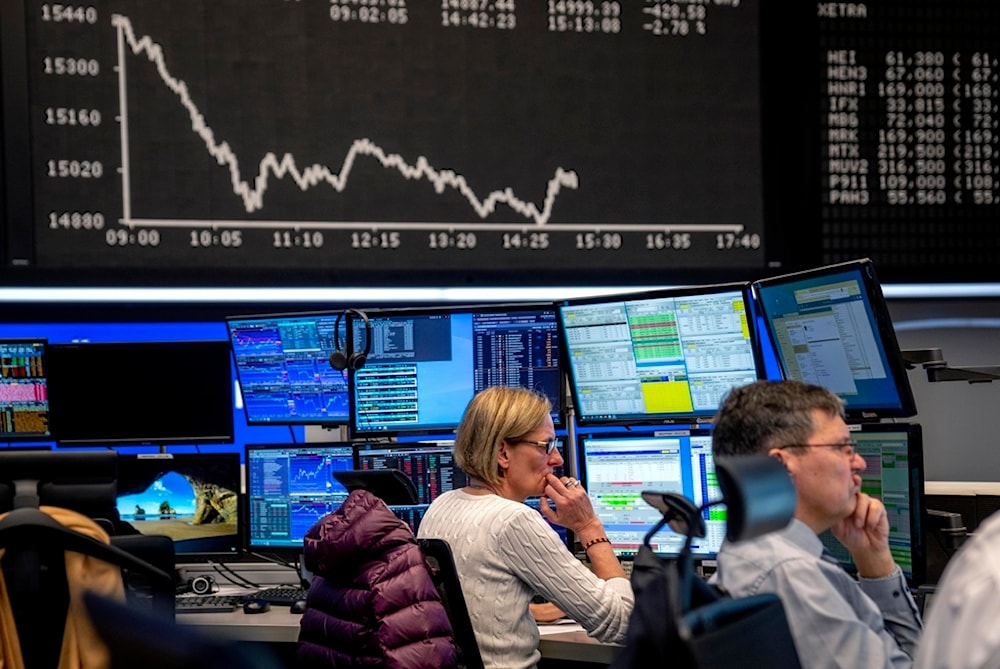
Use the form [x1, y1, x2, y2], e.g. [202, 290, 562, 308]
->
[330, 309, 372, 371]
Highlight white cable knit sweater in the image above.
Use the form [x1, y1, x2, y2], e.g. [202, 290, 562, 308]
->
[417, 489, 633, 669]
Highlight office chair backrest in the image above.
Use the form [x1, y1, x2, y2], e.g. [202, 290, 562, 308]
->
[610, 454, 801, 669]
[418, 538, 485, 669]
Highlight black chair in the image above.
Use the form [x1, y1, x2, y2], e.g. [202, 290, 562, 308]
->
[0, 450, 174, 669]
[83, 592, 284, 669]
[418, 538, 486, 669]
[611, 454, 802, 669]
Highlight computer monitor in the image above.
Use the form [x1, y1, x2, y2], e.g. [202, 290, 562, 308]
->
[226, 312, 350, 426]
[752, 258, 917, 420]
[243, 442, 355, 553]
[557, 283, 765, 427]
[355, 441, 469, 534]
[0, 339, 51, 441]
[46, 341, 234, 446]
[115, 453, 242, 559]
[820, 422, 926, 585]
[577, 429, 725, 560]
[349, 303, 562, 438]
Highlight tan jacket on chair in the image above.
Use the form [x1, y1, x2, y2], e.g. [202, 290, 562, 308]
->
[0, 506, 126, 669]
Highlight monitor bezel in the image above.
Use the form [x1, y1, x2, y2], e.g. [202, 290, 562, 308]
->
[557, 282, 766, 428]
[0, 338, 52, 441]
[347, 301, 565, 439]
[46, 340, 235, 446]
[225, 310, 351, 427]
[242, 441, 357, 556]
[752, 258, 918, 421]
[115, 451, 243, 561]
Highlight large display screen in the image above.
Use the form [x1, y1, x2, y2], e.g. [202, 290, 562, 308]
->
[557, 283, 764, 426]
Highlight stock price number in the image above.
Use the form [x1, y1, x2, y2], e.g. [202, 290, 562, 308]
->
[190, 230, 243, 248]
[273, 230, 324, 249]
[48, 211, 105, 230]
[105, 228, 160, 247]
[716, 232, 760, 250]
[645, 232, 691, 250]
[502, 232, 549, 249]
[575, 232, 622, 250]
[351, 230, 400, 249]
[428, 231, 477, 249]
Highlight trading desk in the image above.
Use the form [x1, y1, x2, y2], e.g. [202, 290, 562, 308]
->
[179, 608, 620, 665]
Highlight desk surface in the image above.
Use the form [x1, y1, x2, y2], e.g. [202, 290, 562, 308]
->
[178, 608, 620, 664]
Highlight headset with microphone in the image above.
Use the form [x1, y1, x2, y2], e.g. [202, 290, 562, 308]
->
[330, 308, 372, 371]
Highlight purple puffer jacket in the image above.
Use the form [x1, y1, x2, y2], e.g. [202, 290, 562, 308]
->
[296, 489, 457, 669]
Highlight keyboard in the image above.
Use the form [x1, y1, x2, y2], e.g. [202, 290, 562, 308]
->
[175, 594, 242, 613]
[254, 585, 308, 605]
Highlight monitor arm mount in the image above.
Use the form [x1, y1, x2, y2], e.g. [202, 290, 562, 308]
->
[902, 348, 1000, 383]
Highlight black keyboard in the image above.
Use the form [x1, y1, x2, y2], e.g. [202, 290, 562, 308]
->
[254, 585, 308, 605]
[175, 594, 241, 613]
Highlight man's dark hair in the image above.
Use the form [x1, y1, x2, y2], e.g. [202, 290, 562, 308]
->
[712, 380, 846, 458]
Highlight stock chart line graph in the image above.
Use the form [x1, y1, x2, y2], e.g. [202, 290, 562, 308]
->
[112, 13, 581, 228]
[25, 0, 764, 276]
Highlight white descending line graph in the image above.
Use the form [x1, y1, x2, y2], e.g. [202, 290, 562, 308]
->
[111, 13, 583, 230]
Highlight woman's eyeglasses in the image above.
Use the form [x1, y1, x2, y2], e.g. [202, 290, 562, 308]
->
[510, 438, 560, 455]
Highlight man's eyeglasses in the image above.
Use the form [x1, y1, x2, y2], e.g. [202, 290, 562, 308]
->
[777, 440, 859, 458]
[510, 438, 560, 455]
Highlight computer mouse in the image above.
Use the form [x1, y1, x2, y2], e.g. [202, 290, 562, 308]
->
[290, 598, 308, 614]
[242, 598, 271, 614]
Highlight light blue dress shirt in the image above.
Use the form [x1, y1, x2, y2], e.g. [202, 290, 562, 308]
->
[712, 518, 922, 668]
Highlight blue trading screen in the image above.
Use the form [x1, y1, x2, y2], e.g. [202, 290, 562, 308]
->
[579, 430, 725, 559]
[753, 259, 917, 419]
[244, 443, 355, 551]
[0, 340, 51, 440]
[351, 305, 561, 437]
[227, 313, 350, 425]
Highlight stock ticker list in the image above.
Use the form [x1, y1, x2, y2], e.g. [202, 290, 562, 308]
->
[25, 0, 764, 275]
[817, 1, 1000, 270]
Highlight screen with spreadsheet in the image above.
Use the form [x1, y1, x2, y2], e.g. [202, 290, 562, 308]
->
[244, 442, 355, 552]
[557, 283, 764, 427]
[349, 303, 562, 438]
[0, 339, 51, 441]
[578, 429, 725, 559]
[819, 422, 926, 585]
[226, 312, 350, 426]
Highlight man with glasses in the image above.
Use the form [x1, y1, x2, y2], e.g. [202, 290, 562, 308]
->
[711, 379, 922, 668]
